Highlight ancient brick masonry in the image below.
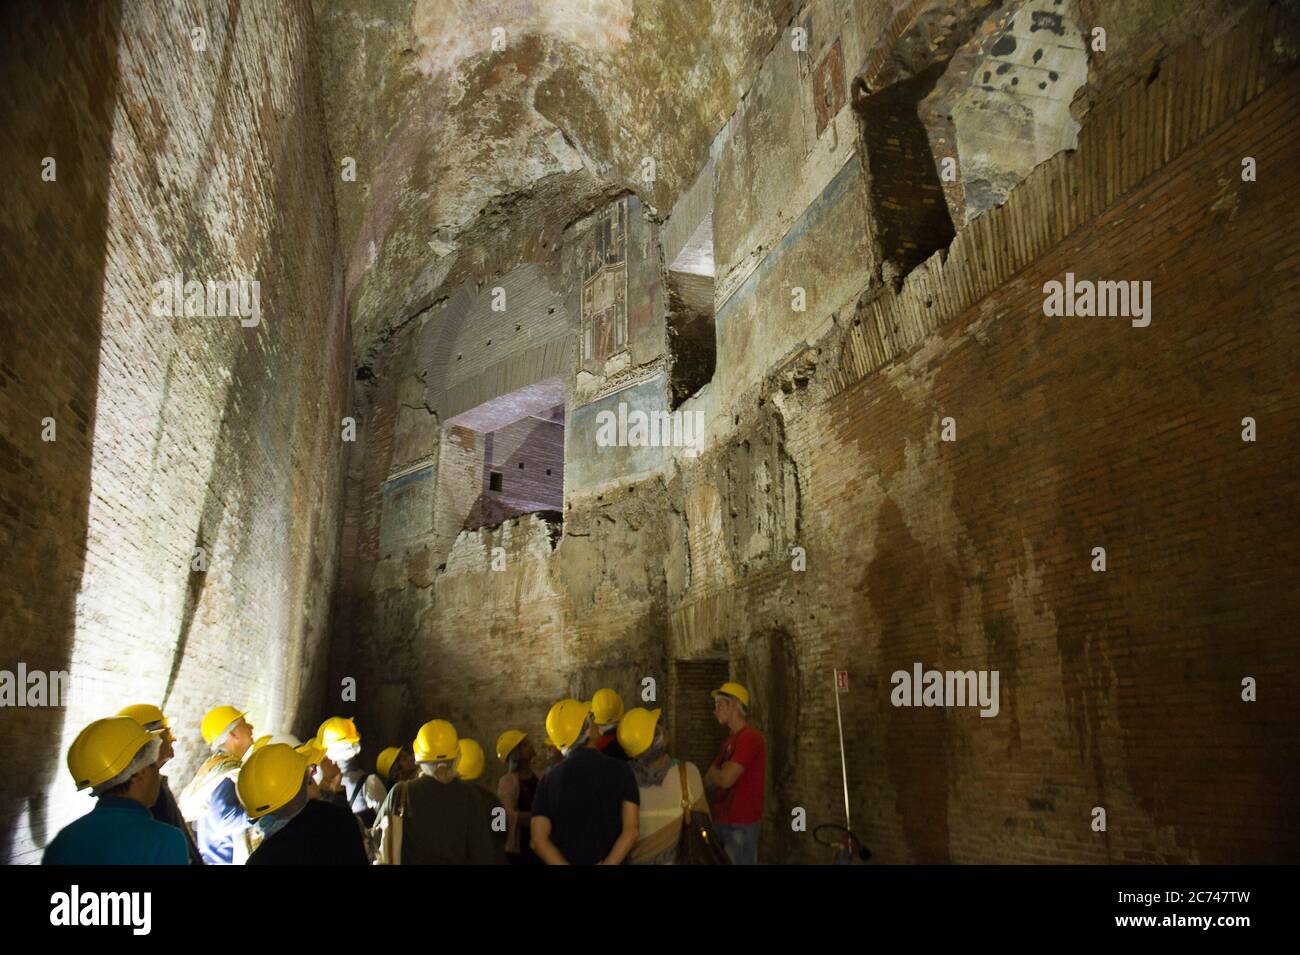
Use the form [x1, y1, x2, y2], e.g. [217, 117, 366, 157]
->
[332, 1, 1298, 865]
[0, 1, 349, 862]
[2, 0, 1296, 869]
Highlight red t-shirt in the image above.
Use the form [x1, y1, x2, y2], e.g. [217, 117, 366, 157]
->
[709, 725, 766, 824]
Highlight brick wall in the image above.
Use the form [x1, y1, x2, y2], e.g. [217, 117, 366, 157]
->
[0, 0, 348, 863]
[481, 416, 564, 519]
[327, 0, 1298, 865]
[676, 4, 1299, 862]
[670, 659, 731, 775]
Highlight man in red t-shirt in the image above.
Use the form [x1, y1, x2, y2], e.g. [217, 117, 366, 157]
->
[705, 681, 766, 864]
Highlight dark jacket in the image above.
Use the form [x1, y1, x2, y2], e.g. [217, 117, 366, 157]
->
[381, 776, 505, 865]
[152, 778, 203, 865]
[246, 798, 369, 865]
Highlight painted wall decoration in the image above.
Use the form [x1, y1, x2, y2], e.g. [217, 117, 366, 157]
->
[813, 39, 845, 136]
[582, 196, 628, 362]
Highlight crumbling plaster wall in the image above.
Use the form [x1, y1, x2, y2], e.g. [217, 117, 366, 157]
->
[313, 0, 796, 356]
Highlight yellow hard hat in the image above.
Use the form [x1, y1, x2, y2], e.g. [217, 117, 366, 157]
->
[67, 717, 158, 791]
[455, 739, 486, 781]
[237, 743, 310, 819]
[711, 681, 750, 708]
[117, 703, 170, 731]
[296, 738, 326, 766]
[546, 699, 592, 751]
[412, 720, 458, 763]
[616, 707, 662, 759]
[591, 688, 624, 725]
[201, 705, 247, 745]
[251, 733, 315, 760]
[495, 729, 527, 762]
[317, 716, 361, 747]
[376, 746, 402, 781]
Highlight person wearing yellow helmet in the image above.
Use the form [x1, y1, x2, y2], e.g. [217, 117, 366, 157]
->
[178, 705, 256, 865]
[316, 716, 387, 828]
[531, 699, 640, 865]
[705, 682, 766, 865]
[376, 745, 416, 787]
[239, 744, 368, 866]
[495, 729, 540, 865]
[43, 717, 189, 865]
[618, 707, 712, 864]
[372, 720, 504, 864]
[456, 738, 509, 857]
[116, 703, 203, 864]
[590, 688, 629, 760]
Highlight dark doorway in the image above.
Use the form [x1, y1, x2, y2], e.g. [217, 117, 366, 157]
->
[670, 658, 731, 773]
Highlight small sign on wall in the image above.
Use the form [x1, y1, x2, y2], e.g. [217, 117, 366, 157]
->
[835, 669, 849, 693]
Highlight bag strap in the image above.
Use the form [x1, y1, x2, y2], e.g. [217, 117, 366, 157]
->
[678, 762, 691, 823]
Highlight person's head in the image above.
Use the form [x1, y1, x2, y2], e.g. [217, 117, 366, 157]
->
[224, 718, 255, 757]
[376, 744, 418, 784]
[237, 743, 312, 825]
[376, 746, 401, 785]
[397, 748, 417, 780]
[117, 703, 175, 766]
[413, 719, 460, 782]
[202, 705, 255, 757]
[618, 707, 666, 762]
[67, 717, 165, 808]
[711, 682, 750, 729]
[545, 699, 594, 756]
[455, 738, 486, 781]
[591, 688, 624, 732]
[317, 716, 362, 765]
[497, 729, 534, 775]
[510, 737, 536, 774]
[102, 759, 162, 807]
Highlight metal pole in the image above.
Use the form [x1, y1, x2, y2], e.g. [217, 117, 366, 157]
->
[833, 669, 851, 831]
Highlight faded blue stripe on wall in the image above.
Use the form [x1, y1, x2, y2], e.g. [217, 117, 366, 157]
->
[567, 375, 671, 489]
[383, 464, 434, 492]
[716, 156, 864, 325]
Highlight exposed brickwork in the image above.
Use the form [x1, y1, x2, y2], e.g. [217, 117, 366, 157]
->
[0, 1, 348, 863]
[8, 0, 1288, 871]
[670, 659, 731, 779]
[674, 10, 1299, 862]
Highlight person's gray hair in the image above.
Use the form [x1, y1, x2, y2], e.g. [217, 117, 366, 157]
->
[211, 718, 241, 753]
[419, 759, 457, 779]
[93, 736, 161, 796]
[327, 740, 361, 765]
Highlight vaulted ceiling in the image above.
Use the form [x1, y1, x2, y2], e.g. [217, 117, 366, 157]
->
[312, 0, 795, 354]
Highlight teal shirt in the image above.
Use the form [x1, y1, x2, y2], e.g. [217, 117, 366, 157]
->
[43, 796, 190, 865]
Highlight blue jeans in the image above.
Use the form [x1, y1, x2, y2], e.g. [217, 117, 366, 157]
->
[715, 822, 760, 865]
